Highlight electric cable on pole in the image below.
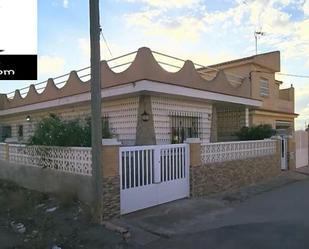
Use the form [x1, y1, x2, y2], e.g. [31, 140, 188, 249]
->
[100, 27, 113, 58]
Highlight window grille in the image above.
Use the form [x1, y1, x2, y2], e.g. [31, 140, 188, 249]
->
[260, 78, 269, 97]
[169, 112, 201, 144]
[18, 125, 23, 138]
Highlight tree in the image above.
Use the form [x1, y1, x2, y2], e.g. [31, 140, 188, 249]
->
[236, 124, 276, 141]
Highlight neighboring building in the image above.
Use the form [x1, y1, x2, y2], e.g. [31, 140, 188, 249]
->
[0, 47, 297, 145]
[199, 51, 297, 140]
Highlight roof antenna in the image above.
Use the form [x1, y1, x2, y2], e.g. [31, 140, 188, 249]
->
[254, 30, 265, 55]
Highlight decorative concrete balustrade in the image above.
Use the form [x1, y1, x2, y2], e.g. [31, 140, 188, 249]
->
[1, 144, 92, 176]
[201, 140, 277, 164]
[0, 140, 122, 219]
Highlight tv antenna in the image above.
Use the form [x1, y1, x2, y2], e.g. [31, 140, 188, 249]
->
[254, 31, 265, 55]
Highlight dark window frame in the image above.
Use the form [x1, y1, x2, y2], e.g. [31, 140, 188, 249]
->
[18, 125, 23, 138]
[101, 114, 111, 138]
[169, 112, 202, 144]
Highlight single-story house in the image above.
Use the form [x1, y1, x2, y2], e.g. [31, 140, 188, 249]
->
[0, 47, 297, 145]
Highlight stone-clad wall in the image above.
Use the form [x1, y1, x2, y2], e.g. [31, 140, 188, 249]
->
[190, 155, 281, 197]
[102, 176, 120, 220]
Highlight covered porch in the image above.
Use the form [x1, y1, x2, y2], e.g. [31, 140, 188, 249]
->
[211, 103, 250, 142]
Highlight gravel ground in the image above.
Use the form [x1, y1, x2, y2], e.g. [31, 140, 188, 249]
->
[0, 180, 132, 249]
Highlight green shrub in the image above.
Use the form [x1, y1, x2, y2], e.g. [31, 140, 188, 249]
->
[28, 114, 112, 147]
[236, 124, 276, 141]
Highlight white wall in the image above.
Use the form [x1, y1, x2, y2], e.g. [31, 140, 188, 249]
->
[102, 97, 139, 146]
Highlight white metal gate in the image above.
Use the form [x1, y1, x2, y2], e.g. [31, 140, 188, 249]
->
[119, 144, 189, 214]
[295, 130, 308, 168]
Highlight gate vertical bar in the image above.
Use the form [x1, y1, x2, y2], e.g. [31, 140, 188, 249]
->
[133, 150, 136, 187]
[150, 149, 153, 183]
[123, 151, 127, 189]
[154, 147, 161, 183]
[177, 147, 180, 179]
[165, 150, 168, 181]
[169, 148, 172, 180]
[119, 150, 123, 190]
[185, 144, 189, 178]
[182, 147, 185, 177]
[137, 150, 140, 186]
[145, 150, 149, 184]
[128, 151, 131, 187]
[141, 150, 144, 185]
[172, 148, 176, 180]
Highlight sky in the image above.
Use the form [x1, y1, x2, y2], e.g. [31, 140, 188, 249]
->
[0, 0, 309, 129]
[0, 0, 37, 54]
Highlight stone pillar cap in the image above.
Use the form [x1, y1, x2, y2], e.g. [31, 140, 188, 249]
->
[102, 138, 122, 146]
[185, 138, 201, 144]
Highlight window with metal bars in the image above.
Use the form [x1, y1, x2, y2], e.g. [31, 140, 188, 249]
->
[101, 115, 111, 138]
[18, 125, 23, 138]
[170, 112, 201, 144]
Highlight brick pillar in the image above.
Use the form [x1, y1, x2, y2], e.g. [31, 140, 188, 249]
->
[287, 136, 296, 170]
[4, 143, 9, 161]
[101, 139, 121, 220]
[275, 139, 281, 171]
[185, 138, 202, 197]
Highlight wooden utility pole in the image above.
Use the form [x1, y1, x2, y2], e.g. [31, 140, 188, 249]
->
[89, 0, 103, 221]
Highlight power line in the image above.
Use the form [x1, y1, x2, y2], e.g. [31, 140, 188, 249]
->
[253, 70, 309, 79]
[277, 73, 309, 79]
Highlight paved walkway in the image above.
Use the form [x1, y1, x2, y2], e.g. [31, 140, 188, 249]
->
[114, 171, 309, 248]
[296, 165, 309, 175]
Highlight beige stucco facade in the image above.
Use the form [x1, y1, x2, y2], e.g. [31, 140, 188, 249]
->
[201, 51, 297, 135]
